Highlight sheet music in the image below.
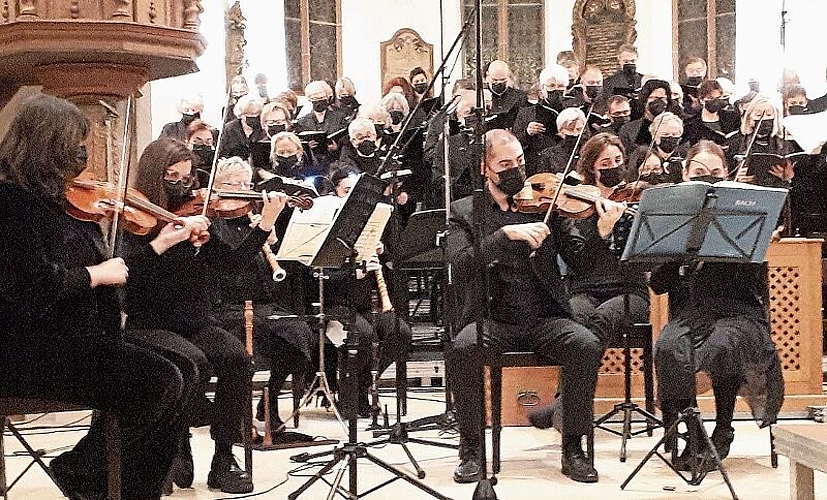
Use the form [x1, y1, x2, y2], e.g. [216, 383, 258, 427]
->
[783, 111, 827, 154]
[353, 203, 393, 262]
[275, 195, 342, 265]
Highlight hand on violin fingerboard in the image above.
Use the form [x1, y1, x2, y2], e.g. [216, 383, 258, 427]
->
[258, 191, 288, 231]
[595, 199, 626, 239]
[500, 222, 550, 250]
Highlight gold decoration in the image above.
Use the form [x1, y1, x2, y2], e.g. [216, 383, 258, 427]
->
[572, 0, 637, 75]
[70, 0, 79, 19]
[380, 28, 433, 90]
[224, 1, 247, 87]
[17, 0, 37, 19]
[148, 0, 156, 23]
[1, 1, 9, 23]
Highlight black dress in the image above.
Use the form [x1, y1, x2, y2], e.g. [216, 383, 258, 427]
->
[0, 181, 189, 499]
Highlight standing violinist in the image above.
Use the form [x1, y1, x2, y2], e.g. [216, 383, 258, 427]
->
[0, 94, 198, 499]
[123, 138, 287, 494]
[526, 133, 649, 432]
[446, 129, 603, 484]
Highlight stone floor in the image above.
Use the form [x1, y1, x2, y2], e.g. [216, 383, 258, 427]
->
[3, 390, 826, 500]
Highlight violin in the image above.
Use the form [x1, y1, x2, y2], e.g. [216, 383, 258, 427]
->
[174, 188, 314, 218]
[513, 173, 647, 218]
[66, 176, 187, 235]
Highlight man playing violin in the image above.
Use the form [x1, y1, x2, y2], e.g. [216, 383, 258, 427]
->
[445, 129, 603, 484]
[123, 138, 287, 494]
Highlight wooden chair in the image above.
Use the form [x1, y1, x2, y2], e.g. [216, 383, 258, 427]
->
[0, 400, 120, 500]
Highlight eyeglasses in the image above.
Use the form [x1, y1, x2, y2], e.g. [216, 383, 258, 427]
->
[164, 174, 196, 188]
[220, 181, 251, 189]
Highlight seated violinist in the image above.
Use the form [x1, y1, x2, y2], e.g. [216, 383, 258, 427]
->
[122, 138, 288, 494]
[208, 157, 318, 433]
[445, 129, 603, 484]
[652, 140, 784, 470]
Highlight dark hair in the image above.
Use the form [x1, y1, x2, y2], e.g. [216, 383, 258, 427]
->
[0, 94, 89, 201]
[576, 133, 626, 185]
[409, 67, 427, 82]
[132, 138, 196, 207]
[382, 77, 415, 107]
[697, 79, 723, 99]
[323, 161, 361, 195]
[186, 119, 215, 141]
[607, 95, 630, 109]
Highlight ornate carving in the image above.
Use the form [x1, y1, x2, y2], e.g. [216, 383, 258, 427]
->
[1, 1, 9, 24]
[17, 0, 37, 20]
[112, 0, 132, 20]
[224, 1, 246, 88]
[70, 1, 79, 19]
[380, 28, 433, 89]
[148, 1, 156, 23]
[182, 0, 202, 30]
[572, 0, 637, 75]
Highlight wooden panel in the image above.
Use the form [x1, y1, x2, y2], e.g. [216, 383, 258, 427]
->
[499, 366, 560, 426]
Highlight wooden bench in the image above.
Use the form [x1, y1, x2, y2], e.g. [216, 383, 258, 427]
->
[773, 424, 827, 500]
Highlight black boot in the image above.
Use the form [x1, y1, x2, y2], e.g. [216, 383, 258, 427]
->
[561, 434, 598, 483]
[711, 425, 735, 460]
[170, 432, 194, 489]
[207, 447, 253, 494]
[453, 437, 482, 484]
[527, 394, 562, 432]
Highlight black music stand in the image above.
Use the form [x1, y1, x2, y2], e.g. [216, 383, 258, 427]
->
[619, 181, 787, 500]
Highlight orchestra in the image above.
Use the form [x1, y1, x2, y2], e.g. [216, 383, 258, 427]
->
[6, 33, 827, 498]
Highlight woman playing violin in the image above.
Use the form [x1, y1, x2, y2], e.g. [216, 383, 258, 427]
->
[0, 94, 196, 499]
[123, 138, 287, 494]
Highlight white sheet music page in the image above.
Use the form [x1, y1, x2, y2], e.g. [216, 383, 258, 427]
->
[275, 195, 342, 265]
[354, 203, 393, 262]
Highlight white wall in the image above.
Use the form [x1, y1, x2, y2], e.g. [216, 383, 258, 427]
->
[340, 0, 463, 102]
[546, 0, 576, 68]
[635, 0, 673, 80]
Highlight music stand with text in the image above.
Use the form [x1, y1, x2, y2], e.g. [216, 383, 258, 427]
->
[619, 181, 787, 500]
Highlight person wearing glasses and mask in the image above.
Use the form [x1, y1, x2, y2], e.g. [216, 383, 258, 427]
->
[123, 138, 288, 494]
[295, 80, 348, 175]
[513, 64, 575, 172]
[626, 112, 687, 185]
[485, 59, 528, 130]
[536, 107, 589, 176]
[618, 79, 677, 153]
[218, 95, 266, 161]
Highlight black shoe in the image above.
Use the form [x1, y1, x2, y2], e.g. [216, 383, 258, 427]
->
[561, 448, 598, 483]
[453, 439, 481, 484]
[711, 425, 735, 460]
[50, 453, 106, 500]
[170, 433, 194, 489]
[527, 396, 562, 432]
[207, 453, 253, 494]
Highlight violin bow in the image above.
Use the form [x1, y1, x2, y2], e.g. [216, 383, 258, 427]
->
[200, 86, 234, 218]
[107, 95, 133, 259]
[633, 111, 666, 186]
[542, 101, 594, 225]
[727, 112, 767, 181]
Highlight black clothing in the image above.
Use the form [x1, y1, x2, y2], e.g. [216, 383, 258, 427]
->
[0, 182, 188, 499]
[513, 104, 563, 175]
[428, 131, 479, 207]
[727, 134, 793, 188]
[603, 70, 643, 96]
[618, 117, 652, 153]
[489, 86, 529, 130]
[626, 145, 688, 185]
[159, 120, 190, 142]
[445, 194, 603, 439]
[537, 135, 586, 175]
[294, 109, 349, 175]
[683, 110, 740, 147]
[218, 119, 267, 161]
[651, 262, 784, 427]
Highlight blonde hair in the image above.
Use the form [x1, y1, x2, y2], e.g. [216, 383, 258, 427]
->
[740, 94, 782, 137]
[648, 112, 684, 137]
[215, 156, 253, 183]
[381, 92, 410, 116]
[233, 95, 263, 118]
[356, 102, 391, 126]
[269, 132, 302, 162]
[304, 80, 333, 97]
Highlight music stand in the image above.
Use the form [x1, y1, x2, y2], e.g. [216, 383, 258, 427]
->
[619, 181, 787, 500]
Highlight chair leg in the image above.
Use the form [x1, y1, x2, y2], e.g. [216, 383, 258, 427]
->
[291, 374, 302, 428]
[770, 425, 778, 468]
[0, 416, 7, 499]
[243, 380, 254, 479]
[643, 329, 656, 435]
[104, 414, 121, 500]
[491, 364, 503, 475]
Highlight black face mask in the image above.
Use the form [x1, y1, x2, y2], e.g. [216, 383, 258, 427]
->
[623, 63, 637, 75]
[275, 154, 299, 170]
[495, 166, 526, 197]
[413, 82, 429, 95]
[690, 175, 724, 184]
[357, 140, 377, 157]
[374, 124, 387, 137]
[245, 116, 262, 130]
[704, 98, 727, 114]
[754, 120, 774, 137]
[490, 82, 507, 96]
[267, 123, 287, 137]
[598, 167, 623, 188]
[685, 76, 703, 87]
[162, 180, 193, 209]
[647, 99, 667, 117]
[544, 90, 563, 109]
[191, 144, 215, 167]
[658, 136, 680, 153]
[312, 99, 329, 113]
[611, 115, 630, 130]
[639, 172, 672, 185]
[339, 95, 357, 108]
[585, 85, 601, 100]
[181, 112, 200, 125]
[389, 110, 404, 125]
[788, 104, 808, 116]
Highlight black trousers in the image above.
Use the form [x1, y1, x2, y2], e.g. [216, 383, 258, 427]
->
[446, 318, 603, 438]
[0, 336, 188, 499]
[569, 291, 650, 346]
[127, 325, 252, 446]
